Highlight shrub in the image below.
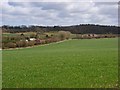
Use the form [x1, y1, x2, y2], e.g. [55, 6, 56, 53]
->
[28, 41, 35, 46]
[2, 43, 6, 49]
[40, 40, 46, 44]
[2, 36, 21, 44]
[82, 35, 92, 39]
[65, 31, 71, 39]
[21, 33, 24, 36]
[16, 41, 28, 47]
[21, 41, 28, 47]
[58, 31, 71, 40]
[51, 37, 60, 42]
[0, 42, 2, 49]
[45, 39, 50, 44]
[35, 39, 46, 45]
[16, 41, 21, 47]
[73, 34, 83, 39]
[46, 35, 49, 38]
[35, 39, 41, 45]
[2, 36, 12, 43]
[5, 42, 16, 48]
[51, 34, 53, 37]
[30, 33, 36, 38]
[95, 36, 101, 39]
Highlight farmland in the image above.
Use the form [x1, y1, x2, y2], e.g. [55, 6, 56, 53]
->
[2, 38, 118, 88]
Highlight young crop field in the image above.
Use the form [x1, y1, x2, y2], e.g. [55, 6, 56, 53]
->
[2, 38, 118, 88]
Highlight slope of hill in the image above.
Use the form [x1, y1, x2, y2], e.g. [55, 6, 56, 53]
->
[1, 24, 120, 34]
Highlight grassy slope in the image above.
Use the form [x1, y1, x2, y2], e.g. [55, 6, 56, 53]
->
[2, 38, 118, 88]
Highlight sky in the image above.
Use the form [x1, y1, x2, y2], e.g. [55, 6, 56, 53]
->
[0, 0, 120, 26]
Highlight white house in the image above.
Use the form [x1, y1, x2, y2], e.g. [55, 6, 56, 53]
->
[30, 38, 36, 41]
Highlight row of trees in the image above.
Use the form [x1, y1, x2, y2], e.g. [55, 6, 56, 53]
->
[1, 24, 120, 34]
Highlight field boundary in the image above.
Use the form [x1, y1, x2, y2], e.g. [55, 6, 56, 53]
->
[3, 39, 72, 50]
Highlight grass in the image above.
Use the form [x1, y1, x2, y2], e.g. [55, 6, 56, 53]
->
[2, 38, 118, 88]
[2, 32, 55, 39]
[2, 32, 36, 37]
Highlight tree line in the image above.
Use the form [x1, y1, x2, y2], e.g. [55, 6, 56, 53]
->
[1, 24, 120, 34]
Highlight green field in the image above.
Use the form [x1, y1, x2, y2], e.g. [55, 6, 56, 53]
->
[2, 38, 118, 88]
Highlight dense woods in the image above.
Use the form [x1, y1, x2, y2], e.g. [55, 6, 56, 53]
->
[1, 24, 120, 34]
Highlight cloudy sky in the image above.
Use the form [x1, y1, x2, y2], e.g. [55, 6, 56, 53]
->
[0, 0, 119, 26]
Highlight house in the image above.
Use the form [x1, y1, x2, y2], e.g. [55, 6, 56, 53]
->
[30, 38, 36, 41]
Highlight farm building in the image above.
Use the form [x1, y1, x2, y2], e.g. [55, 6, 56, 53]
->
[30, 38, 36, 41]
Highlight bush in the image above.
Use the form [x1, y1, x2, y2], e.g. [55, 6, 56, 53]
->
[28, 41, 35, 46]
[16, 41, 28, 47]
[45, 39, 52, 44]
[35, 39, 41, 45]
[35, 39, 46, 45]
[73, 34, 83, 39]
[2, 36, 12, 43]
[2, 36, 21, 44]
[0, 42, 1, 49]
[30, 33, 36, 38]
[65, 31, 71, 39]
[82, 35, 92, 39]
[2, 43, 6, 49]
[58, 31, 71, 40]
[40, 40, 46, 44]
[5, 42, 16, 48]
[95, 36, 101, 39]
[51, 37, 60, 42]
[46, 35, 49, 38]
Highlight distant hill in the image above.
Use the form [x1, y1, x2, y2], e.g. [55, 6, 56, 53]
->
[1, 24, 120, 34]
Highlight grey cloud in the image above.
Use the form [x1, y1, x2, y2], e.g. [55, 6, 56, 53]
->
[95, 2, 118, 5]
[1, 1, 118, 26]
[31, 2, 66, 10]
[94, 2, 118, 23]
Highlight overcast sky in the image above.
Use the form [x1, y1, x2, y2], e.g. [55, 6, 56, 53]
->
[0, 0, 119, 26]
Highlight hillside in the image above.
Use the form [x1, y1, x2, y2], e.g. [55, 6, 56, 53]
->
[1, 24, 120, 34]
